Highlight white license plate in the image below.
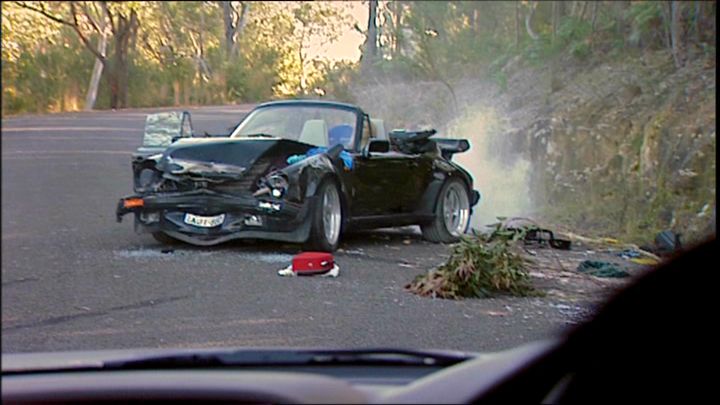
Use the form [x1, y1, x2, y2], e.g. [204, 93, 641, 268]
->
[183, 213, 225, 228]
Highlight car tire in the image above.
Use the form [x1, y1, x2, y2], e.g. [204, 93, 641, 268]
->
[152, 231, 180, 245]
[421, 178, 471, 243]
[304, 179, 343, 252]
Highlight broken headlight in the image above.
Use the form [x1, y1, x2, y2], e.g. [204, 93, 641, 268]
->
[138, 169, 160, 188]
[254, 172, 288, 198]
[135, 168, 163, 192]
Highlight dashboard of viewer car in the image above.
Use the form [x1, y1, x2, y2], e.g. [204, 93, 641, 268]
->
[2, 340, 559, 404]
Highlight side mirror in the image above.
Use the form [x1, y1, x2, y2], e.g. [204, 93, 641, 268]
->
[362, 139, 390, 158]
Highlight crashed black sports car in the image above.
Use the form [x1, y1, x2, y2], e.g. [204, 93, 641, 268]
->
[116, 100, 481, 251]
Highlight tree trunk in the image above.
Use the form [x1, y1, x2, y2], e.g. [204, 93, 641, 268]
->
[590, 1, 599, 33]
[106, 69, 119, 110]
[525, 1, 539, 40]
[693, 0, 701, 43]
[84, 32, 107, 111]
[393, 1, 403, 58]
[105, 10, 137, 109]
[364, 0, 378, 68]
[223, 2, 249, 60]
[173, 80, 180, 106]
[579, 1, 589, 21]
[116, 51, 129, 108]
[552, 1, 559, 44]
[713, 1, 717, 45]
[368, 1, 378, 56]
[670, 0, 684, 69]
[113, 29, 129, 108]
[230, 3, 248, 59]
[222, 1, 233, 57]
[515, 2, 521, 48]
[615, 1, 630, 45]
[660, 1, 672, 49]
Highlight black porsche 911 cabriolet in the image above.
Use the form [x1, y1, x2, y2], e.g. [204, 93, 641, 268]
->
[116, 100, 481, 251]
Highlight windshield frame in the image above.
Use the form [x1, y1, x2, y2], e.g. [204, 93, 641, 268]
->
[229, 102, 364, 151]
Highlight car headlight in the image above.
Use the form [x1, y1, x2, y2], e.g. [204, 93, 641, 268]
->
[138, 168, 160, 188]
[255, 172, 288, 198]
[267, 174, 288, 193]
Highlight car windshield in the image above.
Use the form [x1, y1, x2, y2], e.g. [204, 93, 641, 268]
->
[1, 0, 716, 368]
[142, 112, 191, 148]
[230, 105, 357, 149]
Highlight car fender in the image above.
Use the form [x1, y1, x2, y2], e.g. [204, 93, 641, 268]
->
[283, 155, 346, 202]
[416, 161, 476, 215]
[296, 156, 351, 225]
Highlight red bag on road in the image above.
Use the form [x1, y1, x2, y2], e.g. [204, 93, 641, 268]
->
[292, 252, 334, 275]
[278, 252, 339, 277]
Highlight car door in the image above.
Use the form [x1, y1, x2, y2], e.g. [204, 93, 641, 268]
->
[348, 115, 407, 217]
[350, 152, 411, 216]
[394, 152, 434, 213]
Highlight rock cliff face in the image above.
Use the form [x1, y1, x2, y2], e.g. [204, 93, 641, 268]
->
[500, 50, 715, 244]
[352, 49, 715, 245]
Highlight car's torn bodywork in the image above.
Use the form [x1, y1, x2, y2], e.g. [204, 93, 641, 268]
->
[117, 100, 481, 250]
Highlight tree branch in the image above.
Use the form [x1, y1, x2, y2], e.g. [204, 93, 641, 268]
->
[143, 34, 164, 63]
[80, 2, 102, 34]
[13, 1, 71, 26]
[69, 2, 105, 60]
[233, 2, 249, 37]
[14, 1, 106, 62]
[102, 1, 116, 34]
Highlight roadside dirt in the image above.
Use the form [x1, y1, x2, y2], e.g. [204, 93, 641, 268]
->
[523, 241, 653, 304]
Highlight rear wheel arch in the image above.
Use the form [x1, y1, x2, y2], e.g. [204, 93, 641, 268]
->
[421, 177, 472, 243]
[419, 171, 473, 216]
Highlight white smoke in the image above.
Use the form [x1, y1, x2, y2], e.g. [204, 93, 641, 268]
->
[351, 79, 534, 232]
[446, 105, 533, 231]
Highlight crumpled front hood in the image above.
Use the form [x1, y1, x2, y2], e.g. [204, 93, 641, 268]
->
[157, 138, 313, 181]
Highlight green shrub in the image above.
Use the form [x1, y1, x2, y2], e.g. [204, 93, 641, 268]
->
[406, 223, 539, 299]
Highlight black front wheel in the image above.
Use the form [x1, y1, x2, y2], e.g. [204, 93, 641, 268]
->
[304, 180, 343, 252]
[421, 178, 471, 243]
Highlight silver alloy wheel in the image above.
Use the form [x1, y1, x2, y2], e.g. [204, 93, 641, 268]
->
[322, 184, 342, 245]
[443, 182, 470, 237]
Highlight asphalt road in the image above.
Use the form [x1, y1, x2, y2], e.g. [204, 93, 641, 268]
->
[2, 106, 580, 354]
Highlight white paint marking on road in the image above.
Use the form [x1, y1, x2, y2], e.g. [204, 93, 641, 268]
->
[114, 249, 174, 259]
[1, 127, 138, 133]
[111, 249, 294, 264]
[3, 150, 131, 157]
[245, 253, 294, 264]
[2, 136, 133, 142]
[112, 249, 218, 260]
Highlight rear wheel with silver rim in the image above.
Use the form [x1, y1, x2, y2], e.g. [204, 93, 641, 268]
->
[305, 179, 343, 252]
[421, 178, 471, 243]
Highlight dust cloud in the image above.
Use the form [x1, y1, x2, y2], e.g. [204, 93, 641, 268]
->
[446, 106, 533, 231]
[352, 80, 533, 232]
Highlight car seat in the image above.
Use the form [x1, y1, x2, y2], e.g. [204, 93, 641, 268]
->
[298, 119, 328, 147]
[328, 124, 354, 148]
[370, 119, 387, 140]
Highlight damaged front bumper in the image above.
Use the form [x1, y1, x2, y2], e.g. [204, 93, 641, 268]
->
[116, 190, 315, 246]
